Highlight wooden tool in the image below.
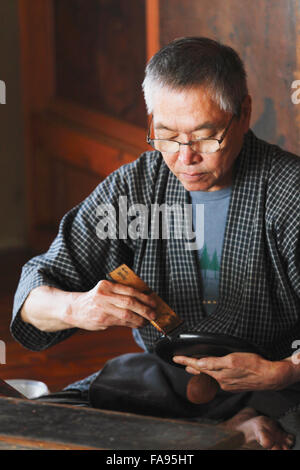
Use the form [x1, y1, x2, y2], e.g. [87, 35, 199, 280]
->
[108, 264, 183, 336]
[108, 264, 219, 404]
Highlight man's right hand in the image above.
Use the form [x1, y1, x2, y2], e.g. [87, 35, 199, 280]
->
[21, 281, 157, 333]
[63, 280, 157, 331]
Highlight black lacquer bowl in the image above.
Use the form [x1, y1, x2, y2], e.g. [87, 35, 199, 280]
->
[154, 332, 267, 369]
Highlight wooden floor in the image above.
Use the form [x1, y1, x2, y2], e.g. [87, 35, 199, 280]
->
[0, 248, 141, 393]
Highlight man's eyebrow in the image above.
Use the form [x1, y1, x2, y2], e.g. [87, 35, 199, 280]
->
[154, 121, 218, 131]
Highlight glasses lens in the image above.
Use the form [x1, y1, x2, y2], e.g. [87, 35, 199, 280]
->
[192, 140, 220, 154]
[152, 140, 179, 153]
[150, 139, 220, 154]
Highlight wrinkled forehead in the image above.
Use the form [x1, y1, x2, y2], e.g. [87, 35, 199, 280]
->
[151, 85, 229, 132]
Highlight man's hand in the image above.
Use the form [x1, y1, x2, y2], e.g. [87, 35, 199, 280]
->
[62, 280, 157, 331]
[173, 352, 296, 393]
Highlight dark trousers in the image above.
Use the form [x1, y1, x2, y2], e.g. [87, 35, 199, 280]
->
[58, 352, 300, 449]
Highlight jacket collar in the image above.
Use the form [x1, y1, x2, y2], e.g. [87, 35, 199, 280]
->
[161, 130, 262, 324]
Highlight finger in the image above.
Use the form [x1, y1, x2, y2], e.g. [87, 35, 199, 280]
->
[185, 366, 201, 375]
[196, 354, 248, 371]
[99, 304, 149, 328]
[173, 356, 203, 369]
[270, 444, 281, 451]
[101, 281, 157, 309]
[173, 356, 223, 371]
[286, 434, 295, 448]
[103, 292, 157, 322]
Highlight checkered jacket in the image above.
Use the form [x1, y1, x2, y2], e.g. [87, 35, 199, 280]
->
[11, 130, 300, 360]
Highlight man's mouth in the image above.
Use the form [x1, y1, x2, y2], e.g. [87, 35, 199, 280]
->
[181, 172, 207, 180]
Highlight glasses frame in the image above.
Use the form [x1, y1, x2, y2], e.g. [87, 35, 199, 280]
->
[147, 114, 236, 154]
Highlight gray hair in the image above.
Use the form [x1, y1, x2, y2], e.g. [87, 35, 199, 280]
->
[142, 37, 248, 117]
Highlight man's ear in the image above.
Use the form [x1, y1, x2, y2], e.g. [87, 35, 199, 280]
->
[240, 94, 252, 132]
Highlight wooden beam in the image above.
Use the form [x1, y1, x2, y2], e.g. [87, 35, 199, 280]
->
[18, 0, 56, 246]
[32, 113, 140, 177]
[146, 0, 160, 61]
[48, 98, 148, 152]
[18, 0, 55, 110]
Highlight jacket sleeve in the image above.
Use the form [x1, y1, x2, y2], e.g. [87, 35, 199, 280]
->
[271, 149, 300, 301]
[11, 168, 134, 351]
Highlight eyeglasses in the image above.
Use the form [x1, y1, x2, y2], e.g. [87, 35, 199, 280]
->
[147, 114, 236, 154]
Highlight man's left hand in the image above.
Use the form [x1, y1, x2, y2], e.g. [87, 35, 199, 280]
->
[173, 353, 295, 393]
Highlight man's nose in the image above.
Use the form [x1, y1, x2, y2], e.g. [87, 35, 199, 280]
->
[178, 143, 201, 165]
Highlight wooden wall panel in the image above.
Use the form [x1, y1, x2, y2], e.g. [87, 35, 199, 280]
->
[32, 147, 102, 250]
[19, 0, 299, 250]
[19, 0, 150, 249]
[54, 0, 147, 128]
[33, 113, 140, 178]
[160, 0, 300, 155]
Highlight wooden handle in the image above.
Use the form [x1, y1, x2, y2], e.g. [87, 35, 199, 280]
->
[109, 264, 183, 335]
[186, 373, 219, 404]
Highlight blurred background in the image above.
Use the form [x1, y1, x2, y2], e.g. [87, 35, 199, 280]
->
[0, 0, 299, 393]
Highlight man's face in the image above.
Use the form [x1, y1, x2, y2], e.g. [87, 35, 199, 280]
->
[151, 86, 251, 191]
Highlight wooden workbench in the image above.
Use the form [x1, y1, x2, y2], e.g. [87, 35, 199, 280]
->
[0, 396, 244, 450]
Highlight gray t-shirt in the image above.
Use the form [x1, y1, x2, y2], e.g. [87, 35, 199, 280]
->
[133, 186, 232, 350]
[190, 186, 232, 315]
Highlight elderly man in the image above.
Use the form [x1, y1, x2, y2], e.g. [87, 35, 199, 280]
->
[12, 37, 299, 449]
